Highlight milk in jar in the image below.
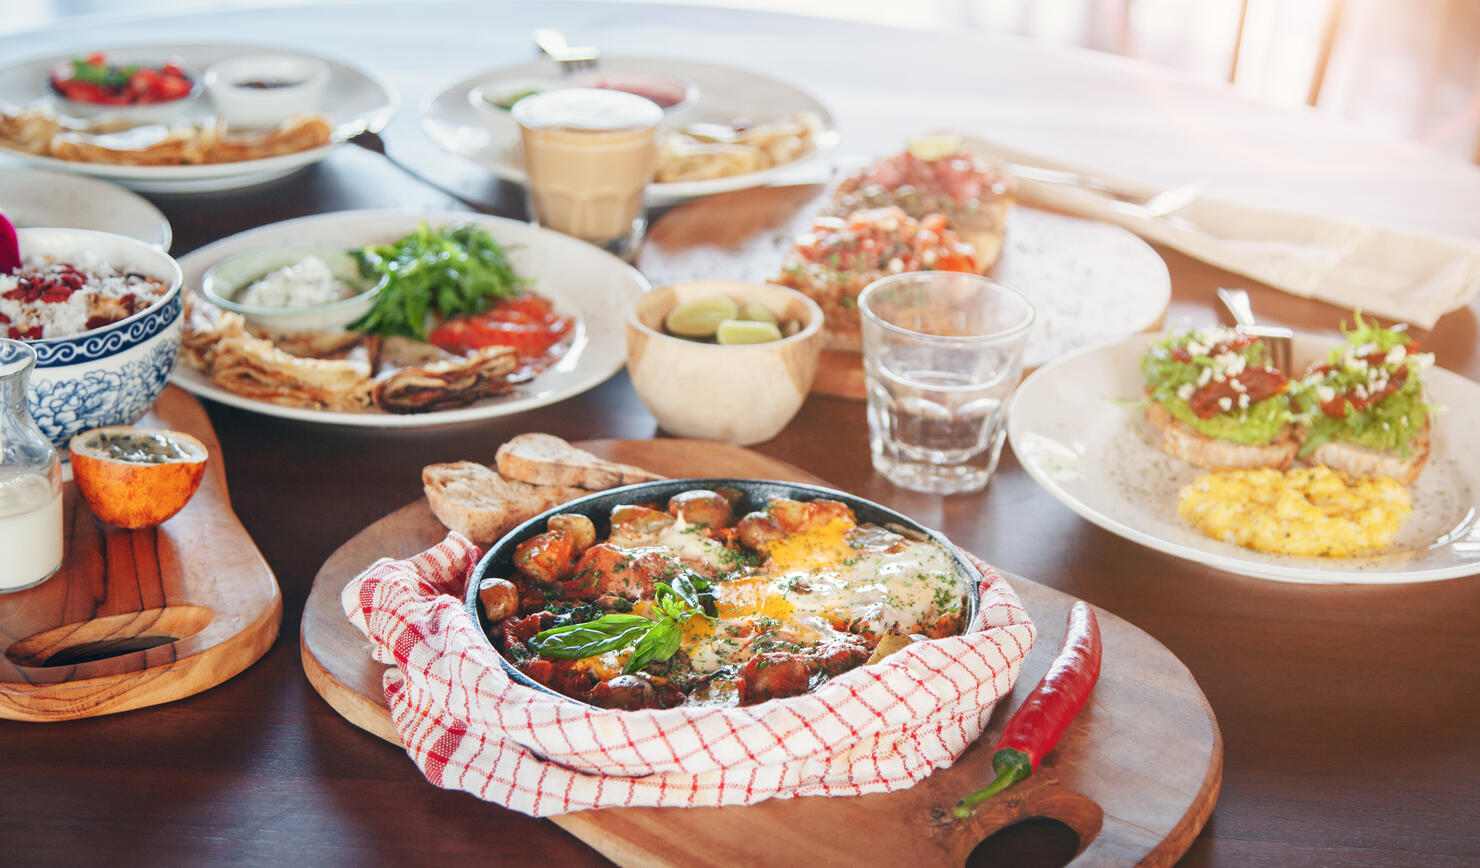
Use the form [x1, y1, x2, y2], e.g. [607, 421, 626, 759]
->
[0, 337, 64, 592]
[0, 471, 62, 590]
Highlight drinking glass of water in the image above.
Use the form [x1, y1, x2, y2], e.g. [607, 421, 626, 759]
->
[858, 273, 1034, 495]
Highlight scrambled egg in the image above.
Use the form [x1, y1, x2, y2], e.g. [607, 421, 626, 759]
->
[1178, 465, 1410, 557]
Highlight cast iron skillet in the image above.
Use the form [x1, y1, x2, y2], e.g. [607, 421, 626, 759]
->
[464, 478, 982, 706]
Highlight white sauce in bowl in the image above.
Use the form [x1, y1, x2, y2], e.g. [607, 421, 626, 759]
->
[235, 256, 355, 309]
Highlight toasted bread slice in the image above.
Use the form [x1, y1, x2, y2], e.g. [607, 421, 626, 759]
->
[422, 461, 587, 545]
[1145, 401, 1299, 470]
[495, 433, 664, 491]
[1308, 423, 1431, 486]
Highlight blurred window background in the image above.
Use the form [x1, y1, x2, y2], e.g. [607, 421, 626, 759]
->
[7, 0, 1478, 163]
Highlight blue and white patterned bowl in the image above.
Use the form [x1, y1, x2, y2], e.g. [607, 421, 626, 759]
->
[17, 228, 184, 449]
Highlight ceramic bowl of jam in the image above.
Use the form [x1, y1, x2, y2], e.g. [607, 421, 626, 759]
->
[202, 54, 331, 128]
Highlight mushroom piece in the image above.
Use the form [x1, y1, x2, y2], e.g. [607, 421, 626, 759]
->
[478, 577, 520, 622]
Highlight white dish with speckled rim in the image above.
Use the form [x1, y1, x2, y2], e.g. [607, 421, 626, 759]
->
[1008, 331, 1480, 584]
[0, 167, 171, 250]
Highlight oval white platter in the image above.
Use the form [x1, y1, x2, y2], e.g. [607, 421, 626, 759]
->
[171, 209, 649, 427]
[1008, 331, 1480, 584]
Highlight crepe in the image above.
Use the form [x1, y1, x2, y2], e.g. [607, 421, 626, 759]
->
[179, 294, 525, 415]
[374, 345, 519, 414]
[0, 107, 333, 166]
[0, 106, 62, 154]
[208, 330, 376, 411]
[653, 111, 822, 184]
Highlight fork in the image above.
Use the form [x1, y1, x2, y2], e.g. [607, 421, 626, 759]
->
[1002, 162, 1203, 219]
[534, 29, 599, 74]
[1217, 287, 1294, 375]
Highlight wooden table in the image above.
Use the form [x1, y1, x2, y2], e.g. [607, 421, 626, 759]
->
[2, 3, 1479, 866]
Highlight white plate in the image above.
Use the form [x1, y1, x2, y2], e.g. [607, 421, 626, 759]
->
[1008, 332, 1480, 584]
[171, 209, 650, 427]
[0, 43, 397, 193]
[0, 167, 171, 249]
[421, 57, 839, 204]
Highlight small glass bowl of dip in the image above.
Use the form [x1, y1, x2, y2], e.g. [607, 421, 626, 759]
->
[200, 245, 379, 333]
[203, 54, 331, 128]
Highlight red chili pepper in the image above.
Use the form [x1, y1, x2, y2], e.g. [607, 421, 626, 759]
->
[953, 600, 1102, 818]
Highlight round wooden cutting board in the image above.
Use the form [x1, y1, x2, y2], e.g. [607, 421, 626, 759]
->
[301, 439, 1220, 867]
[638, 184, 1171, 399]
[0, 387, 281, 721]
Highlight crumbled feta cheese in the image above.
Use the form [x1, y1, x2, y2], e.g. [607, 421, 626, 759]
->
[1229, 377, 1247, 393]
[1237, 393, 1250, 409]
[887, 257, 905, 274]
[1197, 366, 1213, 387]
[1315, 385, 1336, 403]
[1217, 396, 1233, 411]
[1177, 383, 1195, 401]
[1210, 352, 1246, 381]
[1384, 345, 1407, 366]
[236, 256, 356, 309]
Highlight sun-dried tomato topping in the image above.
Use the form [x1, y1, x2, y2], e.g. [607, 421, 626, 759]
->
[1320, 365, 1409, 418]
[6, 325, 43, 340]
[1189, 366, 1288, 419]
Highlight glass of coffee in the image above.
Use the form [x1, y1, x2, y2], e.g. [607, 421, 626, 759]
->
[512, 88, 663, 258]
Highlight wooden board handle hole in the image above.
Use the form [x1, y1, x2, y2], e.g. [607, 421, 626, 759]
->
[967, 818, 1081, 868]
[5, 605, 213, 668]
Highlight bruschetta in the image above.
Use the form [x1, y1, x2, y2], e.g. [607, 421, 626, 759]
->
[1296, 316, 1434, 485]
[1142, 326, 1300, 470]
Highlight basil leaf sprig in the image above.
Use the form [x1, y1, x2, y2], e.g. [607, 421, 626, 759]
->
[70, 58, 139, 90]
[351, 222, 527, 340]
[661, 572, 718, 619]
[529, 576, 716, 675]
[528, 614, 653, 660]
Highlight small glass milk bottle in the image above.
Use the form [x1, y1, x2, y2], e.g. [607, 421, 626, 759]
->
[0, 338, 63, 592]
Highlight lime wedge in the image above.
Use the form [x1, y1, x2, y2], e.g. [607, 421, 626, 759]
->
[716, 319, 783, 345]
[737, 302, 778, 324]
[907, 134, 964, 162]
[665, 296, 739, 337]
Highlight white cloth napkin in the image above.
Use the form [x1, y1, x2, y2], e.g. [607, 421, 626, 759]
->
[962, 135, 1480, 329]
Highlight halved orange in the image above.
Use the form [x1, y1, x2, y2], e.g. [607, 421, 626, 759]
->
[69, 426, 208, 529]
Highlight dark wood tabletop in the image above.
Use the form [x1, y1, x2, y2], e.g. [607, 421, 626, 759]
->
[3, 3, 1480, 866]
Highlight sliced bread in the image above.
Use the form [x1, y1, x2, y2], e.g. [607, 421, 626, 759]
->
[1307, 424, 1431, 486]
[422, 461, 587, 545]
[1145, 401, 1299, 471]
[495, 433, 664, 491]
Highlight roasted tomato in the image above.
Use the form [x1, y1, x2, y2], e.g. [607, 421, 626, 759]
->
[513, 530, 580, 585]
[427, 293, 572, 360]
[737, 652, 813, 705]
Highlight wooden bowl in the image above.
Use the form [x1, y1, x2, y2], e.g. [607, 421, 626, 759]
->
[626, 280, 823, 445]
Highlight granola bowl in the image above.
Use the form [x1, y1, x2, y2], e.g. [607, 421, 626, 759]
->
[7, 228, 184, 447]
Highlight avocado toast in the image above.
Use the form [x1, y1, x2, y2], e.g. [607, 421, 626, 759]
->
[1296, 315, 1435, 485]
[1142, 326, 1300, 469]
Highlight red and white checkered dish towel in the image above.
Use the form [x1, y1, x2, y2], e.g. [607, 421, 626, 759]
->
[343, 531, 1036, 817]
